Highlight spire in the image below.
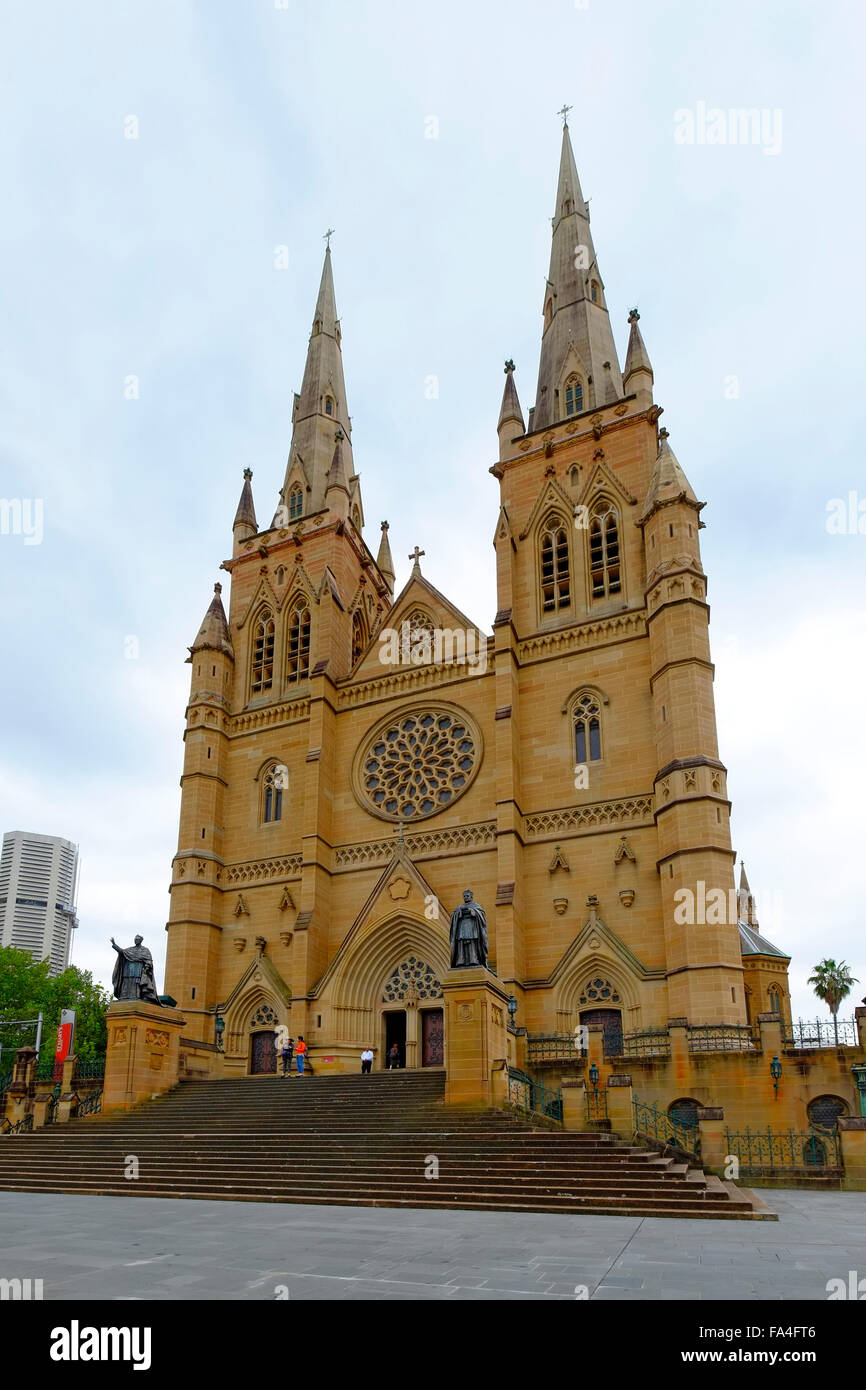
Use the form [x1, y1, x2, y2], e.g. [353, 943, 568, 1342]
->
[738, 861, 757, 927]
[532, 120, 623, 429]
[497, 359, 525, 458]
[233, 468, 257, 543]
[376, 520, 395, 586]
[623, 308, 654, 405]
[637, 428, 703, 525]
[190, 583, 234, 658]
[279, 244, 358, 518]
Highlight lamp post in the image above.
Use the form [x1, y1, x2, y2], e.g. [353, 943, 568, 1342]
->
[215, 1015, 225, 1052]
[851, 1063, 866, 1118]
[770, 1054, 782, 1097]
[589, 1061, 599, 1092]
[506, 995, 518, 1029]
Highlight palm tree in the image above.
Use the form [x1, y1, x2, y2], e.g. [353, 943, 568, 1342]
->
[807, 960, 859, 1045]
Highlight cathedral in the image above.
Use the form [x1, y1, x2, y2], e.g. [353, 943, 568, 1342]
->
[163, 120, 794, 1085]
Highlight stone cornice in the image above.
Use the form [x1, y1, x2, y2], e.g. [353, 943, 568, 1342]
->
[336, 659, 493, 709]
[517, 609, 646, 664]
[227, 699, 311, 735]
[224, 854, 303, 884]
[524, 795, 654, 841]
[334, 820, 496, 870]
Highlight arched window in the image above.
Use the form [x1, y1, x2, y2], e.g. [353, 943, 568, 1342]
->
[668, 1098, 701, 1131]
[768, 985, 782, 1015]
[540, 515, 571, 613]
[563, 198, 574, 216]
[589, 502, 621, 599]
[263, 763, 287, 823]
[324, 397, 334, 416]
[251, 609, 275, 694]
[544, 298, 553, 328]
[565, 376, 583, 417]
[286, 602, 311, 683]
[573, 691, 602, 763]
[289, 485, 303, 521]
[569, 464, 579, 488]
[590, 280, 599, 304]
[351, 609, 368, 666]
[351, 506, 361, 528]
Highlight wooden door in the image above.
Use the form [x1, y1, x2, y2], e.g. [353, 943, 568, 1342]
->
[421, 1008, 444, 1067]
[250, 1030, 276, 1074]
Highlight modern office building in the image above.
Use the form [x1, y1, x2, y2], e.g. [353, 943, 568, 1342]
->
[0, 831, 79, 974]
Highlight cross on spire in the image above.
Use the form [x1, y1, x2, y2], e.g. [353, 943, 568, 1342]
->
[323, 227, 335, 249]
[557, 104, 572, 128]
[408, 545, 425, 572]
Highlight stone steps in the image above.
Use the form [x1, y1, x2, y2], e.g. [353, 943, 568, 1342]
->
[0, 1071, 771, 1219]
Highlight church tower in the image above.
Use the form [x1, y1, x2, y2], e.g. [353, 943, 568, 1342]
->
[165, 246, 393, 1042]
[491, 115, 745, 1030]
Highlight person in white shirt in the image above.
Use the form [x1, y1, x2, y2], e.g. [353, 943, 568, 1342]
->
[360, 1047, 374, 1075]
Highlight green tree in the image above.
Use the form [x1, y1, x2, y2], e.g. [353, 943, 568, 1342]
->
[0, 946, 111, 1064]
[807, 959, 859, 1046]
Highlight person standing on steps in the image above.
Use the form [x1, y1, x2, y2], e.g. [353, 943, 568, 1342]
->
[387, 1042, 400, 1070]
[295, 1035, 307, 1075]
[281, 1037, 294, 1076]
[360, 1047, 373, 1074]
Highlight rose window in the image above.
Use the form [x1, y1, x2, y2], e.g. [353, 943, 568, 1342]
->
[383, 957, 442, 1003]
[356, 705, 481, 822]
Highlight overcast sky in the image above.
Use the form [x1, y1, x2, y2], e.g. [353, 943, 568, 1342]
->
[1, 0, 864, 1021]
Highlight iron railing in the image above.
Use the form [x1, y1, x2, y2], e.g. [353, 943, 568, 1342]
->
[73, 1056, 106, 1081]
[527, 1033, 587, 1066]
[75, 1089, 103, 1119]
[507, 1067, 563, 1123]
[633, 1097, 700, 1156]
[0, 1114, 33, 1136]
[725, 1126, 842, 1171]
[783, 1018, 858, 1049]
[605, 1028, 671, 1059]
[585, 1088, 608, 1123]
[687, 1024, 757, 1054]
[35, 1055, 61, 1082]
[0, 1071, 12, 1095]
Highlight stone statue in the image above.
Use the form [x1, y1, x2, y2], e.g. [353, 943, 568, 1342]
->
[449, 889, 488, 970]
[110, 935, 162, 1005]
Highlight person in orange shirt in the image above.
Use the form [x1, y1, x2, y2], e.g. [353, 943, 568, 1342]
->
[295, 1035, 307, 1075]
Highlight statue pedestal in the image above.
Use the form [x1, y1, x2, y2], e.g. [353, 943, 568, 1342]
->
[442, 967, 510, 1108]
[103, 1000, 187, 1115]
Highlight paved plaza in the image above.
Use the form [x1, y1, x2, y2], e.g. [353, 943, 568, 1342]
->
[1, 1190, 865, 1300]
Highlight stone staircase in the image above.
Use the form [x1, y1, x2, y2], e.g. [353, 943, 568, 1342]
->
[0, 1072, 772, 1219]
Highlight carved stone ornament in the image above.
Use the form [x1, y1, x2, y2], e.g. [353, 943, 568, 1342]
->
[388, 876, 411, 902]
